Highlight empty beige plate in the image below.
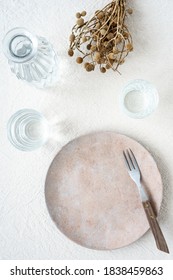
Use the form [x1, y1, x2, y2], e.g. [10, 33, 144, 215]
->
[45, 132, 163, 250]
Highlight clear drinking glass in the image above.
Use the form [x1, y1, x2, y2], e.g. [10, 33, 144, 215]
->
[7, 109, 49, 151]
[120, 79, 159, 118]
[2, 28, 59, 88]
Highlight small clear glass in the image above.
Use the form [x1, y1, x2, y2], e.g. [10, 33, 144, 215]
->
[120, 79, 159, 118]
[7, 109, 49, 151]
[2, 28, 59, 88]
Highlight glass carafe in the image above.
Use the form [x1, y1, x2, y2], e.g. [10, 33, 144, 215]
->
[2, 28, 59, 88]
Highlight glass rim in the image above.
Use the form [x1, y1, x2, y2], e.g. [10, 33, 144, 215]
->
[2, 28, 38, 63]
[7, 109, 49, 151]
[120, 79, 159, 119]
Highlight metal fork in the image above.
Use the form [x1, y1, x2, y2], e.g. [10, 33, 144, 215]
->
[123, 148, 169, 254]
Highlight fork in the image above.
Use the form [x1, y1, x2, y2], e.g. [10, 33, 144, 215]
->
[123, 148, 169, 254]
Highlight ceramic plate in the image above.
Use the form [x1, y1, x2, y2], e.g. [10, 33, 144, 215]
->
[45, 132, 163, 250]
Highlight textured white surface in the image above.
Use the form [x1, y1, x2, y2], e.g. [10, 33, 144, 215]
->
[0, 0, 173, 260]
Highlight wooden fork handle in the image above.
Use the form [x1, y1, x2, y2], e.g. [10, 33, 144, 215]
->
[142, 200, 169, 254]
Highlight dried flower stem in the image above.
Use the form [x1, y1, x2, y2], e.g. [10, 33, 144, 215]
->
[68, 0, 133, 73]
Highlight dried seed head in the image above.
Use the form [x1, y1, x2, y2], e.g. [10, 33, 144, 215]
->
[97, 11, 104, 19]
[76, 18, 84, 26]
[100, 29, 107, 36]
[107, 33, 114, 40]
[123, 32, 129, 39]
[69, 34, 75, 42]
[104, 25, 109, 30]
[86, 63, 94, 72]
[100, 67, 106, 73]
[108, 53, 115, 60]
[86, 44, 91, 50]
[100, 58, 106, 64]
[126, 43, 133, 51]
[106, 64, 111, 69]
[108, 59, 114, 65]
[94, 51, 101, 61]
[76, 12, 81, 18]
[127, 8, 133, 14]
[116, 37, 122, 44]
[90, 45, 97, 52]
[81, 11, 87, 17]
[68, 49, 74, 57]
[76, 57, 83, 64]
[96, 23, 101, 29]
[82, 36, 87, 43]
[84, 62, 90, 69]
[113, 47, 119, 54]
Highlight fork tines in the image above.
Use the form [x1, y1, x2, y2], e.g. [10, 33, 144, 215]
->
[123, 148, 139, 171]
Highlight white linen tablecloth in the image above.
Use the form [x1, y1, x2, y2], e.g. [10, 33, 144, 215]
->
[0, 0, 173, 260]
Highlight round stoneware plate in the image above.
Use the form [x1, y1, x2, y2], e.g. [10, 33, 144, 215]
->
[45, 132, 163, 250]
